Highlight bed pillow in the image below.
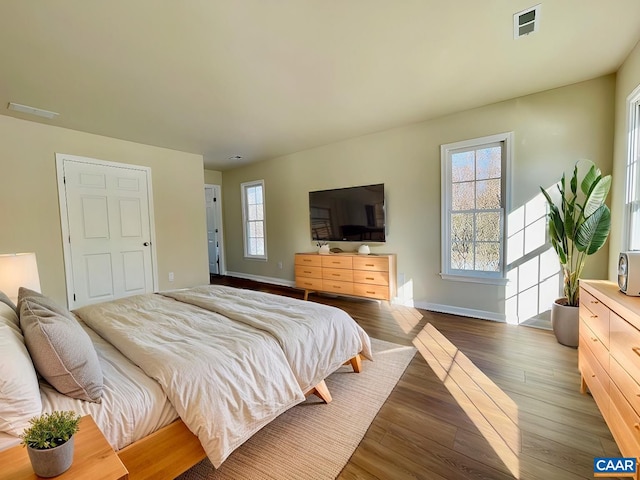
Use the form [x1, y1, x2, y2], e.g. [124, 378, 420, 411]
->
[0, 302, 42, 436]
[19, 294, 104, 403]
[0, 291, 18, 317]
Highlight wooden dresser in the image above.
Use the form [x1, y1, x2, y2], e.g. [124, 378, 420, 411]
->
[579, 280, 640, 464]
[295, 252, 396, 301]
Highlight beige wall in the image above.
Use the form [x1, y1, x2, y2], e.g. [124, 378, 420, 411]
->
[204, 169, 223, 185]
[222, 75, 615, 318]
[0, 115, 209, 306]
[611, 40, 640, 279]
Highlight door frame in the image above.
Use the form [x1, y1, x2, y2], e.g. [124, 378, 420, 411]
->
[205, 184, 226, 275]
[56, 153, 159, 309]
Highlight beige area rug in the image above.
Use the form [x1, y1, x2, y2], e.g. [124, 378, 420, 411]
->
[177, 338, 416, 480]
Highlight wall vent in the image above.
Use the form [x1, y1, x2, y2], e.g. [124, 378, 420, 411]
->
[514, 4, 541, 39]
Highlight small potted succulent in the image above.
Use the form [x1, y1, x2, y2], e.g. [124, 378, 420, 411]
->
[21, 411, 81, 477]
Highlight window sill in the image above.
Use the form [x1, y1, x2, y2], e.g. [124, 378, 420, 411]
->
[439, 273, 509, 286]
[244, 256, 268, 262]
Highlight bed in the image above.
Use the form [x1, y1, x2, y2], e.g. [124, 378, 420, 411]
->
[0, 284, 372, 479]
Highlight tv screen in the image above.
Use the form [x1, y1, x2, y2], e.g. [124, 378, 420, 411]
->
[309, 184, 385, 242]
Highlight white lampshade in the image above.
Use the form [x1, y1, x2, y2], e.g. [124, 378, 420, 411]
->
[0, 253, 41, 304]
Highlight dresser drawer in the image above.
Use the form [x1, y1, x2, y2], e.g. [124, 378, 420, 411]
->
[353, 270, 389, 286]
[321, 256, 353, 269]
[353, 256, 389, 272]
[353, 283, 389, 300]
[580, 287, 610, 348]
[295, 277, 323, 291]
[295, 254, 321, 267]
[611, 357, 640, 418]
[611, 311, 640, 381]
[579, 347, 610, 419]
[295, 265, 322, 279]
[580, 318, 609, 374]
[322, 279, 353, 295]
[609, 382, 640, 457]
[323, 267, 354, 282]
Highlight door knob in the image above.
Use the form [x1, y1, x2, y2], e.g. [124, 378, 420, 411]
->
[143, 242, 150, 246]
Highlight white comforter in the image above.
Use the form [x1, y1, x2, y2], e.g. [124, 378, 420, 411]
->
[163, 285, 373, 392]
[74, 294, 305, 468]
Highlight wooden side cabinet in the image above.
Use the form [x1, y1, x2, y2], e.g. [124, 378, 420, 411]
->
[579, 280, 640, 467]
[0, 415, 128, 480]
[295, 252, 396, 301]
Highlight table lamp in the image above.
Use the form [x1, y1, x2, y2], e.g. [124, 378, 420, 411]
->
[0, 252, 41, 304]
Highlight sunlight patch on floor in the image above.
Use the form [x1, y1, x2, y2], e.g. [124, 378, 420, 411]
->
[390, 305, 424, 334]
[413, 323, 521, 478]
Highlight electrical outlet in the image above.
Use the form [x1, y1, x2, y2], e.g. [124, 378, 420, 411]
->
[168, 272, 174, 282]
[277, 261, 283, 269]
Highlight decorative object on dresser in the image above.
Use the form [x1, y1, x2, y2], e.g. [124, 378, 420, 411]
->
[357, 244, 370, 255]
[618, 251, 640, 296]
[579, 280, 640, 465]
[540, 160, 612, 347]
[295, 252, 396, 301]
[21, 411, 81, 477]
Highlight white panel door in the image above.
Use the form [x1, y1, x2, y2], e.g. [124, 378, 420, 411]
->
[61, 158, 154, 307]
[205, 185, 219, 275]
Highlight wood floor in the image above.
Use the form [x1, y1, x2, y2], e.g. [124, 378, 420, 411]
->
[210, 276, 619, 480]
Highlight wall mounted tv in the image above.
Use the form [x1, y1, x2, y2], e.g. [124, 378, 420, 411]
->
[309, 183, 386, 242]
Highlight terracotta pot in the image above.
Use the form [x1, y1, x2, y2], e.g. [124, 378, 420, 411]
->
[27, 436, 74, 477]
[551, 298, 579, 347]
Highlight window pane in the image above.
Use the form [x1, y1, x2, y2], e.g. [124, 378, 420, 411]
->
[255, 204, 263, 221]
[255, 221, 264, 238]
[248, 205, 257, 221]
[475, 242, 500, 271]
[476, 179, 501, 209]
[256, 240, 265, 256]
[630, 201, 640, 250]
[451, 151, 475, 182]
[476, 147, 501, 180]
[476, 212, 500, 241]
[451, 241, 474, 270]
[248, 238, 257, 255]
[254, 186, 263, 204]
[452, 182, 475, 211]
[247, 187, 256, 205]
[249, 221, 256, 237]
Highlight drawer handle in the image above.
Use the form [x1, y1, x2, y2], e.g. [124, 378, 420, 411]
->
[366, 291, 376, 294]
[635, 423, 640, 430]
[365, 263, 374, 267]
[591, 300, 599, 304]
[366, 277, 375, 280]
[632, 347, 640, 357]
[591, 337, 598, 342]
[590, 315, 598, 319]
[304, 270, 312, 274]
[331, 274, 340, 277]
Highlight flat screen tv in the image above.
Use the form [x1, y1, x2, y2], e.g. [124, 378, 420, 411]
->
[309, 183, 385, 242]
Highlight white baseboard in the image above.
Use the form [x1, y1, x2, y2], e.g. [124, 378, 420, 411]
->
[224, 271, 296, 288]
[414, 301, 506, 323]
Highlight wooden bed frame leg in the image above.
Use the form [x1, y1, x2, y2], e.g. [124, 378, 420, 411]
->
[345, 354, 362, 373]
[305, 380, 332, 403]
[580, 374, 588, 394]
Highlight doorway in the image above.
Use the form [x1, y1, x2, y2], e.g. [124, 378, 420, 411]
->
[205, 184, 225, 276]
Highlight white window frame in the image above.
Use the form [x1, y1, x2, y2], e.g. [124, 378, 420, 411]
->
[625, 85, 640, 251]
[241, 179, 267, 261]
[440, 132, 512, 285]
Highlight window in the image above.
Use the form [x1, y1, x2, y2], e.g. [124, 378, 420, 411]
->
[241, 180, 267, 260]
[441, 132, 512, 284]
[626, 86, 640, 251]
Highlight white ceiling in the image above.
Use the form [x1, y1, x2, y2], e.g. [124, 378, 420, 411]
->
[1, 1, 639, 170]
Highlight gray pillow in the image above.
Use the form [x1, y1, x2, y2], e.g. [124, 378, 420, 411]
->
[0, 291, 17, 315]
[19, 296, 103, 403]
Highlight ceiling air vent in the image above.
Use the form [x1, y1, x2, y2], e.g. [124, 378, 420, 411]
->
[514, 4, 541, 39]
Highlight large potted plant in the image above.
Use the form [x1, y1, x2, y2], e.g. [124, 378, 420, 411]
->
[21, 411, 81, 477]
[540, 160, 611, 347]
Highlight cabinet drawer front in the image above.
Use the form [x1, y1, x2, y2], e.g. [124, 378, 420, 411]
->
[611, 357, 640, 418]
[353, 283, 389, 300]
[580, 288, 610, 347]
[295, 254, 321, 267]
[296, 277, 323, 290]
[295, 265, 322, 279]
[321, 256, 353, 269]
[323, 267, 354, 282]
[322, 279, 354, 295]
[353, 256, 389, 272]
[579, 348, 610, 420]
[579, 319, 609, 374]
[610, 311, 640, 381]
[353, 270, 389, 286]
[609, 382, 640, 457]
